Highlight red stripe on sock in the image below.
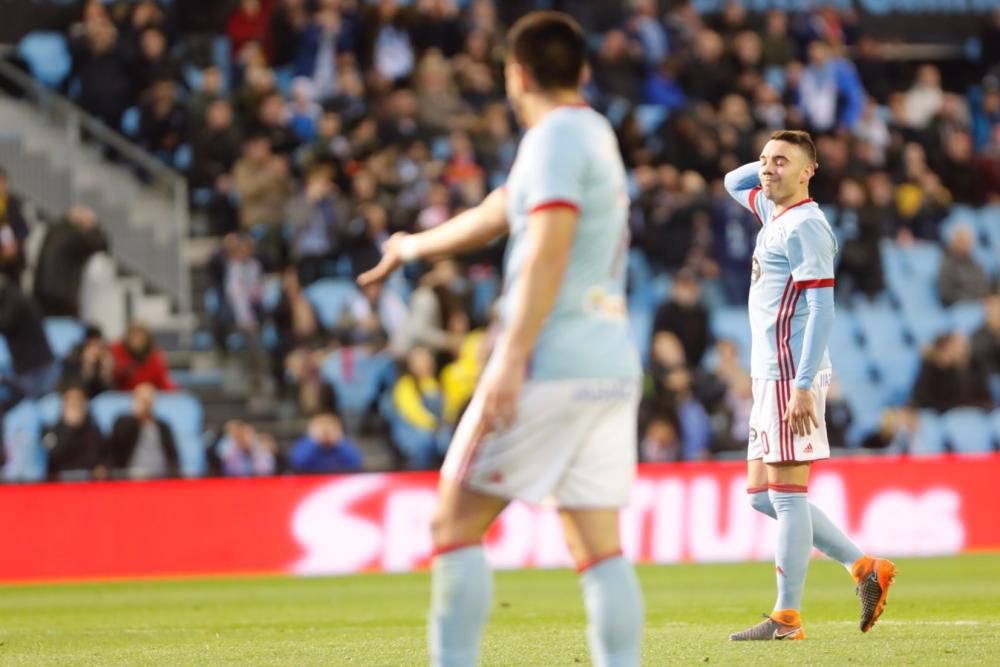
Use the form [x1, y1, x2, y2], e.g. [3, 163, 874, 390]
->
[431, 541, 482, 558]
[768, 483, 808, 494]
[746, 486, 768, 494]
[576, 550, 623, 574]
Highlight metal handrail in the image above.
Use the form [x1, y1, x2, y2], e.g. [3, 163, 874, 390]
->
[0, 58, 191, 316]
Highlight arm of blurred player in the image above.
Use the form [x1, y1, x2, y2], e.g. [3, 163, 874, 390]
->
[357, 187, 508, 287]
[474, 206, 577, 435]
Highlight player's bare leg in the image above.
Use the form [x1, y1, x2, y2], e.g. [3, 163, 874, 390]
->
[428, 481, 509, 667]
[561, 508, 643, 667]
[745, 458, 896, 633]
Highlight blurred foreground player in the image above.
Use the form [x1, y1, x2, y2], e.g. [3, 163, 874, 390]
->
[360, 11, 643, 667]
[723, 130, 896, 641]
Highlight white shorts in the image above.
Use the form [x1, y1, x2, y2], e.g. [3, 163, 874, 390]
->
[748, 369, 832, 463]
[441, 377, 640, 508]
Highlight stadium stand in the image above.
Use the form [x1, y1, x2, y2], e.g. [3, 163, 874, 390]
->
[0, 0, 997, 482]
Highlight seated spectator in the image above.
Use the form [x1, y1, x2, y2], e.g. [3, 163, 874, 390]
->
[217, 420, 277, 477]
[972, 294, 1000, 402]
[824, 378, 854, 451]
[912, 333, 991, 412]
[835, 179, 884, 300]
[273, 267, 334, 414]
[652, 270, 710, 368]
[391, 346, 450, 469]
[937, 223, 992, 306]
[189, 100, 241, 192]
[59, 325, 114, 398]
[286, 165, 339, 286]
[441, 326, 488, 424]
[0, 166, 28, 283]
[391, 260, 467, 362]
[289, 413, 363, 473]
[34, 205, 109, 318]
[110, 322, 176, 391]
[43, 385, 106, 481]
[289, 78, 322, 142]
[227, 0, 271, 58]
[252, 92, 301, 156]
[294, 6, 345, 102]
[107, 383, 179, 479]
[640, 413, 681, 463]
[68, 18, 132, 131]
[0, 277, 57, 400]
[718, 371, 753, 454]
[861, 406, 919, 453]
[232, 133, 294, 266]
[185, 65, 226, 124]
[129, 27, 182, 98]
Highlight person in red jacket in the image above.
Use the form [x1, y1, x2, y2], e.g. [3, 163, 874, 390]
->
[110, 322, 176, 391]
[226, 0, 274, 57]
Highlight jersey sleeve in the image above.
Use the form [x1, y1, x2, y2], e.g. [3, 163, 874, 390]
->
[723, 162, 772, 225]
[787, 218, 838, 288]
[518, 120, 586, 214]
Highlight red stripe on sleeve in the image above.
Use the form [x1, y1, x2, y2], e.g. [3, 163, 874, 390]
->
[528, 200, 580, 215]
[794, 278, 835, 289]
[747, 186, 764, 226]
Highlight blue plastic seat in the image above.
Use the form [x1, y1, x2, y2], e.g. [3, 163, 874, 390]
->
[305, 278, 362, 330]
[37, 392, 62, 426]
[942, 408, 993, 454]
[949, 302, 986, 336]
[634, 105, 668, 136]
[0, 336, 12, 376]
[711, 307, 752, 355]
[2, 400, 44, 481]
[869, 348, 921, 405]
[18, 32, 71, 88]
[912, 410, 946, 455]
[43, 317, 85, 359]
[991, 409, 1000, 447]
[853, 304, 907, 353]
[321, 348, 395, 416]
[978, 205, 1000, 252]
[628, 304, 653, 366]
[902, 306, 951, 347]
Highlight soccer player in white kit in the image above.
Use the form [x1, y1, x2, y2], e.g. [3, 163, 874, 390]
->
[359, 12, 643, 667]
[724, 130, 896, 641]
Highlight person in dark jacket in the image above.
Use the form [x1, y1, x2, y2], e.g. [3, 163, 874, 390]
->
[652, 269, 711, 368]
[0, 276, 57, 399]
[911, 333, 991, 412]
[59, 324, 114, 398]
[44, 385, 106, 481]
[33, 205, 109, 317]
[0, 167, 29, 284]
[107, 382, 179, 479]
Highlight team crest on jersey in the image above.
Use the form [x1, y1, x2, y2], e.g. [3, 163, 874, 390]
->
[751, 256, 762, 283]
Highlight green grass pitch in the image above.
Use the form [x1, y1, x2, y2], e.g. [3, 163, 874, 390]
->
[2, 554, 999, 665]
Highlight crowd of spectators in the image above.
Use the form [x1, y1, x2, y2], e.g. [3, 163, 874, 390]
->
[3, 0, 1000, 480]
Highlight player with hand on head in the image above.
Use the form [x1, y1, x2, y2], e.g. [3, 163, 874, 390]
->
[723, 130, 896, 641]
[359, 11, 643, 667]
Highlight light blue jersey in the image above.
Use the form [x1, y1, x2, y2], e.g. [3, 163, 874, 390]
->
[499, 105, 640, 381]
[724, 163, 838, 382]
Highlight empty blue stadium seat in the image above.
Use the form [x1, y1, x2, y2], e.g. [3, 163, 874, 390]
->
[321, 348, 395, 416]
[37, 392, 62, 426]
[2, 400, 44, 481]
[978, 206, 1000, 251]
[844, 382, 884, 446]
[305, 278, 362, 330]
[870, 348, 921, 405]
[18, 32, 71, 88]
[121, 106, 140, 137]
[942, 408, 994, 454]
[0, 336, 12, 376]
[711, 307, 751, 355]
[631, 274, 671, 311]
[949, 302, 986, 335]
[853, 304, 907, 353]
[912, 410, 946, 455]
[470, 272, 499, 323]
[261, 275, 283, 313]
[634, 105, 668, 136]
[628, 304, 653, 366]
[43, 317, 85, 359]
[902, 306, 951, 346]
[991, 409, 1000, 447]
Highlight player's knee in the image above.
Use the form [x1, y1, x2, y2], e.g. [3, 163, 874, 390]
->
[749, 490, 777, 518]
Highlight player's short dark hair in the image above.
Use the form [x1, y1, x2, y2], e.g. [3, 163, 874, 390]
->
[507, 11, 587, 91]
[769, 130, 817, 166]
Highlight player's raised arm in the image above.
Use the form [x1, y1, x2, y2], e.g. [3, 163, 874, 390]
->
[356, 187, 508, 287]
[724, 161, 769, 225]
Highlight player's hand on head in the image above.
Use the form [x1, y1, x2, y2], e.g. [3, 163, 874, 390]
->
[784, 387, 820, 437]
[357, 232, 409, 287]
